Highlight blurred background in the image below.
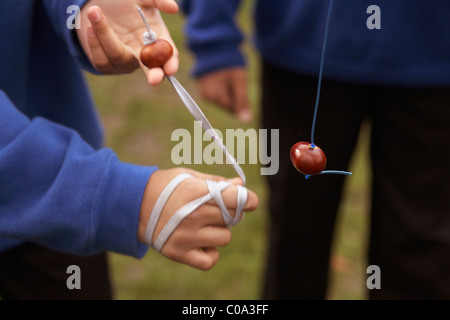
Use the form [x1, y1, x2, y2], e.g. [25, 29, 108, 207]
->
[86, 1, 371, 300]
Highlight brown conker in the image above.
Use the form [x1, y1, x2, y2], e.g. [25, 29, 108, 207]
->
[140, 39, 173, 68]
[290, 142, 327, 176]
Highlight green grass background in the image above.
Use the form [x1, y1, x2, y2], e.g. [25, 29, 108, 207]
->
[86, 2, 371, 300]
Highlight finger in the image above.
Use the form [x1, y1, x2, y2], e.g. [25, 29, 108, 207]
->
[146, 67, 166, 86]
[200, 205, 239, 227]
[243, 188, 259, 211]
[207, 185, 259, 212]
[162, 49, 179, 76]
[86, 25, 114, 73]
[187, 205, 233, 227]
[138, 0, 179, 14]
[183, 248, 220, 271]
[197, 74, 232, 111]
[228, 177, 244, 186]
[214, 85, 233, 111]
[208, 73, 232, 110]
[231, 69, 252, 123]
[87, 6, 138, 72]
[193, 226, 232, 248]
[205, 82, 233, 111]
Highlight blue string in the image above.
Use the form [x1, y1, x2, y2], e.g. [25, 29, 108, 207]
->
[306, 0, 352, 179]
[310, 0, 334, 147]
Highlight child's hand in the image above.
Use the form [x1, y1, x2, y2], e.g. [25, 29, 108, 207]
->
[197, 67, 252, 123]
[138, 168, 259, 270]
[76, 0, 179, 86]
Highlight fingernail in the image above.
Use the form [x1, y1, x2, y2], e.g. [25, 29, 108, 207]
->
[88, 8, 102, 22]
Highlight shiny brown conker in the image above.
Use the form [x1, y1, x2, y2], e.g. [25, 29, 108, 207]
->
[290, 142, 327, 176]
[140, 39, 173, 68]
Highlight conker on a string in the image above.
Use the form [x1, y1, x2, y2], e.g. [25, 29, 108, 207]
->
[290, 142, 327, 176]
[140, 39, 173, 68]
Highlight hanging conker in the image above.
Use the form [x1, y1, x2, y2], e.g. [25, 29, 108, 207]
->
[290, 142, 327, 176]
[140, 39, 173, 68]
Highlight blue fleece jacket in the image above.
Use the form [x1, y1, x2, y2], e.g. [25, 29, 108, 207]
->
[181, 0, 450, 86]
[0, 0, 153, 257]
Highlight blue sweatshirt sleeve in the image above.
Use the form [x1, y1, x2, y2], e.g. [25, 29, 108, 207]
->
[181, 0, 246, 76]
[41, 0, 97, 73]
[0, 91, 153, 258]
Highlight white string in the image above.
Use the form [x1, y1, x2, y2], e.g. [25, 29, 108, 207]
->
[135, 5, 249, 252]
[135, 5, 156, 45]
[146, 174, 248, 252]
[135, 5, 246, 185]
[143, 31, 157, 45]
[166, 75, 246, 185]
[144, 173, 193, 245]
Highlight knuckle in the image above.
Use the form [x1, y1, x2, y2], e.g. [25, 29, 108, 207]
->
[161, 244, 182, 261]
[198, 258, 215, 271]
[185, 208, 201, 222]
[108, 49, 128, 66]
[144, 7, 158, 19]
[181, 179, 206, 198]
[108, 52, 123, 64]
[94, 64, 113, 74]
[92, 58, 112, 73]
[171, 167, 186, 176]
[170, 227, 191, 245]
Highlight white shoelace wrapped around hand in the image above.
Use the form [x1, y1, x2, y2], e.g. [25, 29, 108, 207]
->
[144, 173, 248, 252]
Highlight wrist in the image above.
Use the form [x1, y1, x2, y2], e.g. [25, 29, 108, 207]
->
[138, 170, 161, 243]
[138, 169, 173, 244]
[93, 156, 155, 258]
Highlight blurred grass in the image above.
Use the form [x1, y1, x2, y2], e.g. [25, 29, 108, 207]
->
[86, 1, 371, 300]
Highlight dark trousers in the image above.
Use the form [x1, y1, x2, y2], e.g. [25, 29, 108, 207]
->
[0, 242, 112, 299]
[261, 61, 450, 299]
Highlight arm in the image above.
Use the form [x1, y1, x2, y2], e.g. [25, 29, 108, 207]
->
[181, 0, 251, 122]
[41, 0, 179, 85]
[0, 92, 258, 268]
[0, 91, 151, 258]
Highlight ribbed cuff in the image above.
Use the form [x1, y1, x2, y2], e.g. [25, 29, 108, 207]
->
[91, 153, 157, 258]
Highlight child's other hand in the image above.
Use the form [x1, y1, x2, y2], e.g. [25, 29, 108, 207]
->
[197, 67, 252, 123]
[77, 0, 179, 86]
[138, 168, 259, 270]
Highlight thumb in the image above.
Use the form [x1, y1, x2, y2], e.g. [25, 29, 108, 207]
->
[137, 0, 179, 14]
